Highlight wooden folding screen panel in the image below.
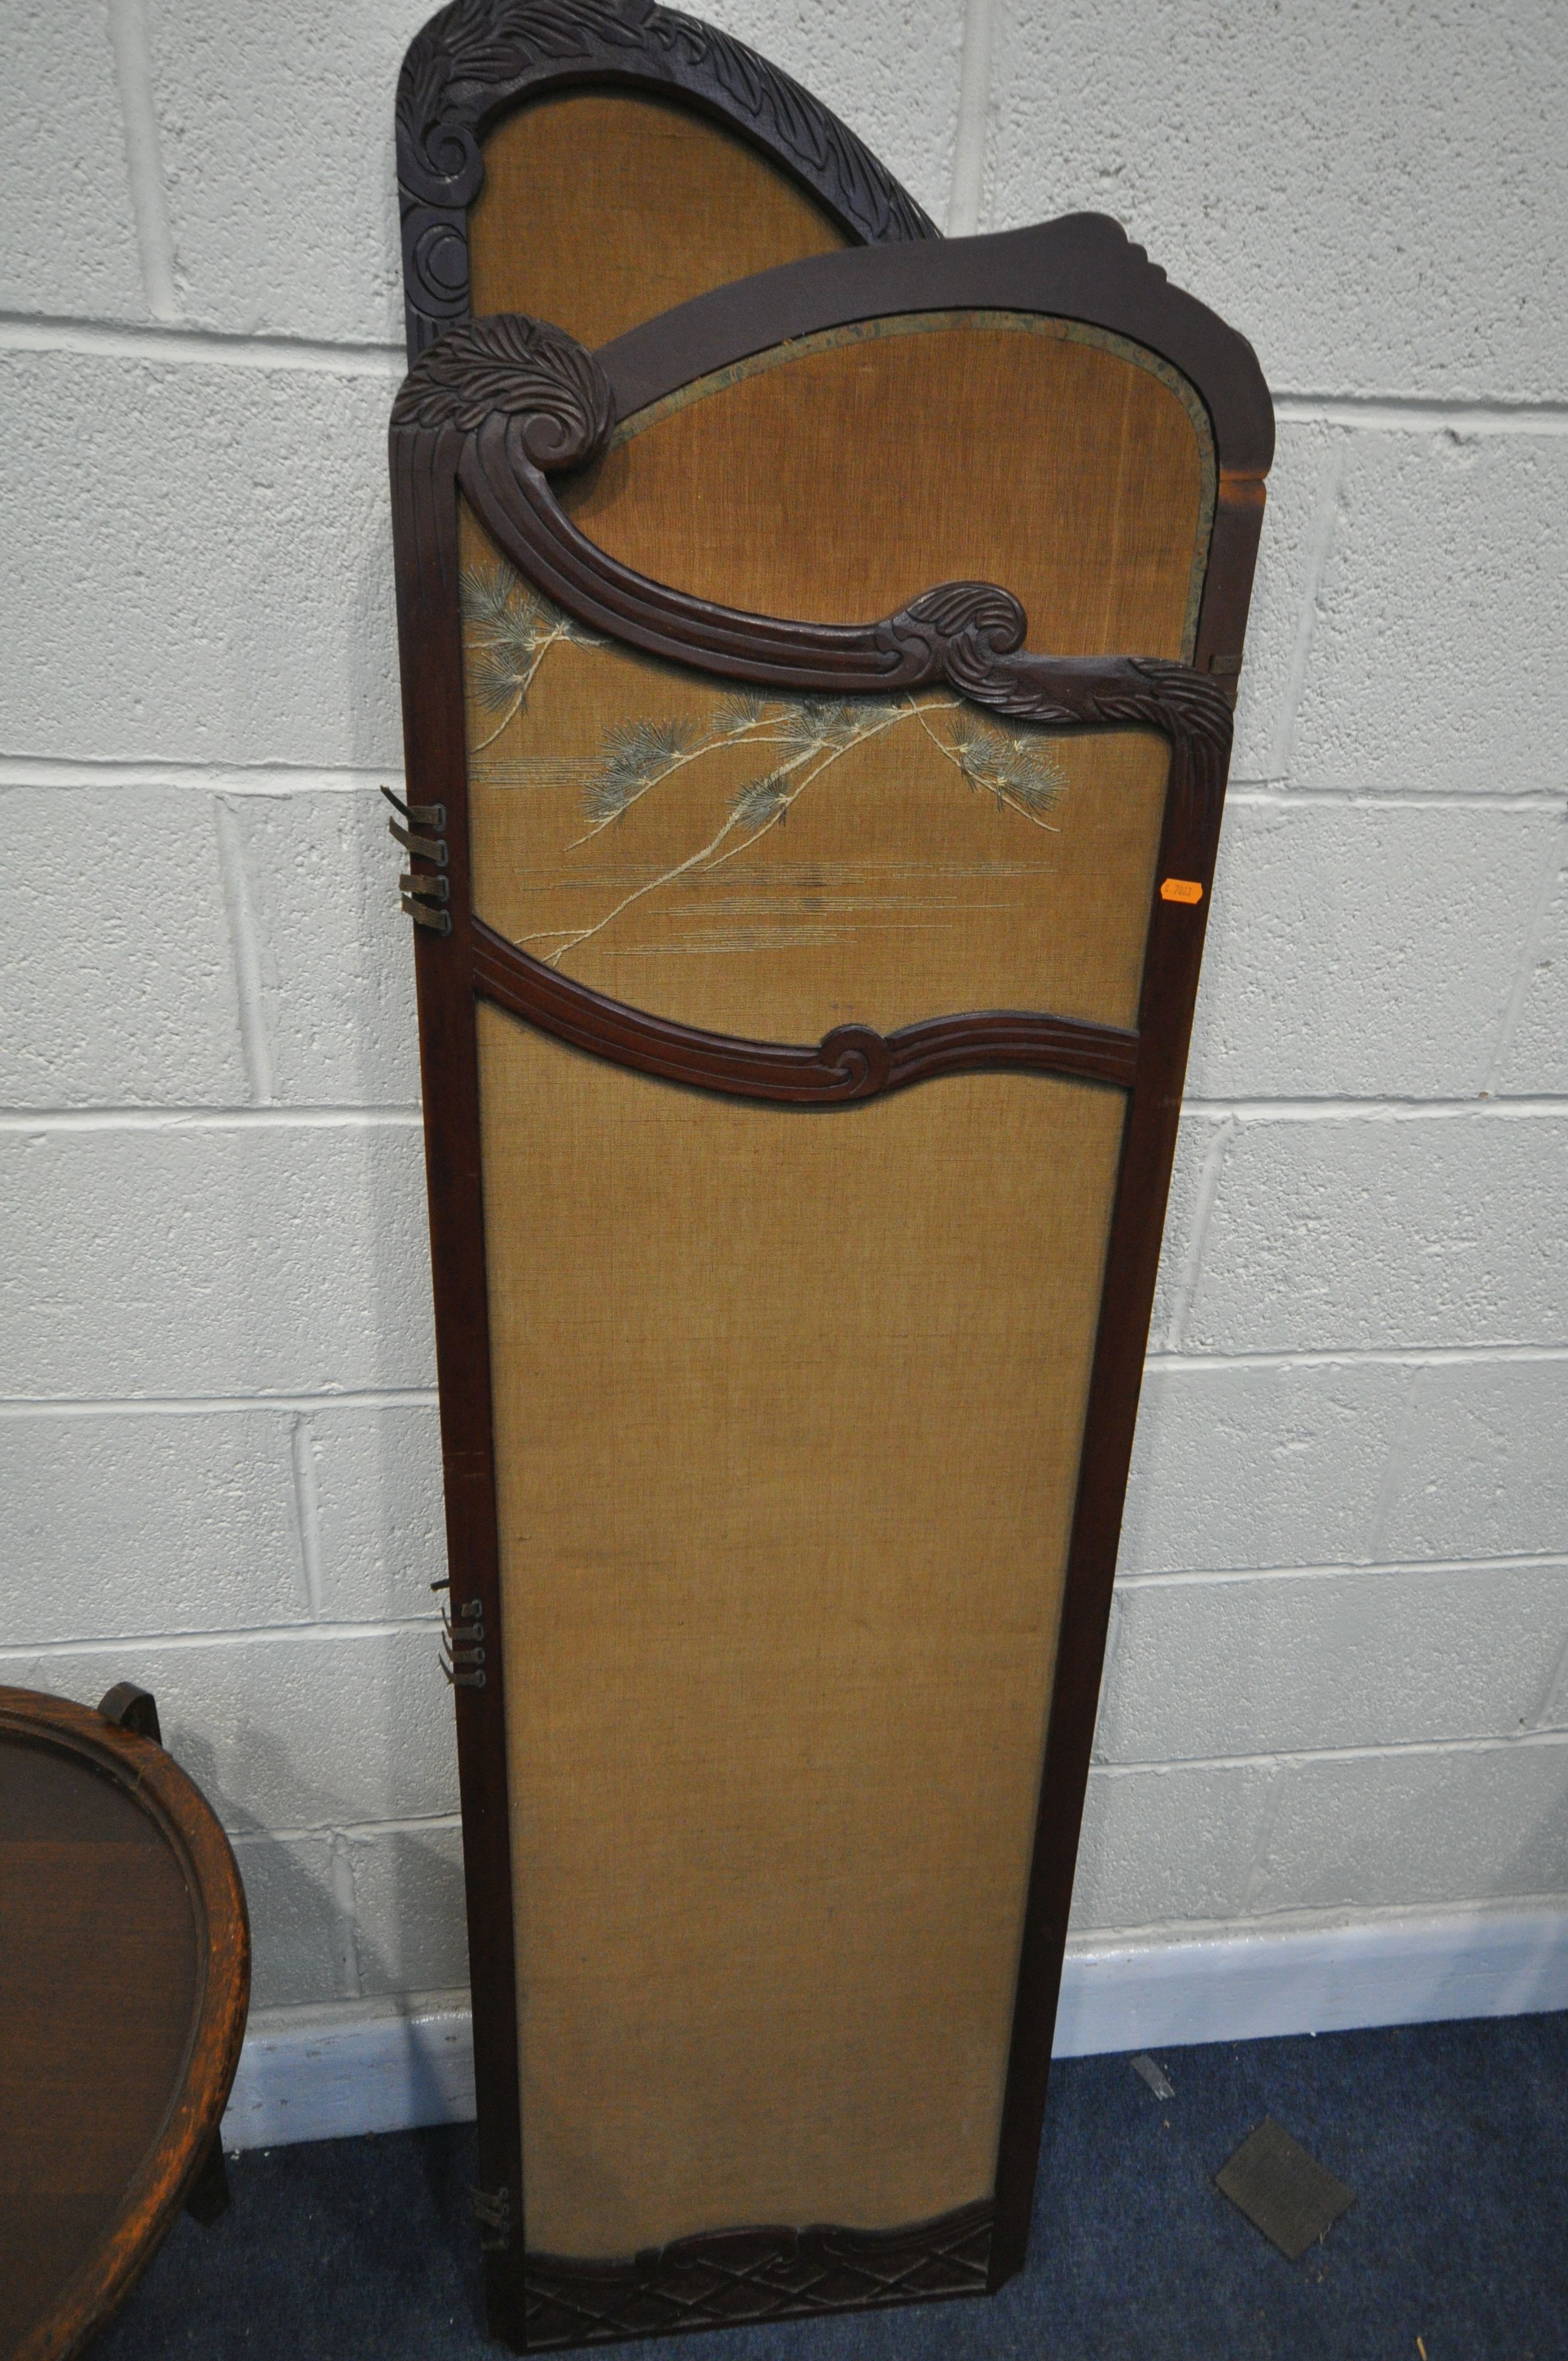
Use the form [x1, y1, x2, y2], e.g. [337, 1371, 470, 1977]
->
[390, 17, 1272, 2352]
[389, 213, 1272, 2347]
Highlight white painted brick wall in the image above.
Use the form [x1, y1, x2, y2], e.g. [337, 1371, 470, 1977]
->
[0, 1124, 434, 1394]
[1182, 1113, 1566, 1352]
[5, 1, 149, 320]
[987, 0, 1568, 402]
[1500, 848, 1568, 1092]
[1289, 434, 1568, 795]
[2, 0, 1564, 2033]
[0, 352, 400, 767]
[1187, 805, 1560, 1099]
[227, 1830, 347, 2009]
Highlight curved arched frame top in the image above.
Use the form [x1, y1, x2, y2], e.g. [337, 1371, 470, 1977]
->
[398, 0, 938, 362]
[387, 219, 1272, 2345]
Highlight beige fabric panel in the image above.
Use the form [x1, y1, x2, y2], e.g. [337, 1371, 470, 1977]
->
[567, 313, 1215, 659]
[461, 514, 1170, 1041]
[462, 299, 1208, 2261]
[469, 92, 848, 352]
[477, 1014, 1126, 2256]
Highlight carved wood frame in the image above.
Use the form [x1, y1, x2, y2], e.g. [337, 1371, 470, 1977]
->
[397, 0, 939, 365]
[389, 222, 1272, 2349]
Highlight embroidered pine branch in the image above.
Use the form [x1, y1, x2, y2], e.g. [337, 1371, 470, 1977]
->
[460, 561, 598, 750]
[526, 697, 1065, 969]
[462, 568, 1070, 972]
[947, 714, 1065, 817]
[585, 717, 699, 823]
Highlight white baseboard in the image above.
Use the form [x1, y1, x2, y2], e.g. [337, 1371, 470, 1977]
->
[1052, 1903, 1568, 2058]
[222, 1991, 475, 2151]
[222, 1906, 1568, 2151]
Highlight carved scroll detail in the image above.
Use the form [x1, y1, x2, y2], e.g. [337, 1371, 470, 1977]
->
[395, 313, 1234, 820]
[390, 314, 614, 465]
[521, 2200, 993, 2348]
[399, 1, 649, 212]
[941, 640, 1235, 842]
[472, 920, 1140, 1103]
[396, 0, 938, 358]
[390, 310, 1233, 1103]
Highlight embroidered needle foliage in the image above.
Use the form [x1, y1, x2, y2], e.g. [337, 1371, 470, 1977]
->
[461, 563, 600, 751]
[948, 713, 1064, 817]
[463, 563, 1068, 970]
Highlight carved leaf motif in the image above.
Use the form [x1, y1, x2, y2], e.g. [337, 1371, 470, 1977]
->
[646, 8, 934, 240]
[396, 0, 652, 205]
[1125, 659, 1237, 752]
[397, 30, 454, 149]
[392, 315, 616, 467]
[890, 582, 1027, 668]
[395, 0, 937, 247]
[424, 0, 650, 93]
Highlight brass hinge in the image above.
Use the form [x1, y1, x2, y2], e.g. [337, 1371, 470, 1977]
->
[441, 1596, 486, 1689]
[470, 2183, 511, 2249]
[383, 785, 453, 936]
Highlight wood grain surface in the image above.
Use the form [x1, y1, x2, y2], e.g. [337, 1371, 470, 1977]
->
[0, 1688, 249, 2361]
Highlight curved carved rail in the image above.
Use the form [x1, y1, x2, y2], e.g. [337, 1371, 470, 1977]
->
[389, 312, 1234, 1101]
[393, 311, 1233, 806]
[472, 920, 1140, 1105]
[521, 2198, 993, 2348]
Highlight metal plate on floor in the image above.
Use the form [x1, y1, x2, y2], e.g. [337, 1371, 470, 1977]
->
[1215, 2117, 1354, 2260]
[1130, 2052, 1175, 2101]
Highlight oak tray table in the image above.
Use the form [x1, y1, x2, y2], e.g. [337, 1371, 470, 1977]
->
[0, 1684, 249, 2361]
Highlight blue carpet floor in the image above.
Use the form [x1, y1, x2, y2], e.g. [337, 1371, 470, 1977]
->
[98, 2013, 1566, 2360]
